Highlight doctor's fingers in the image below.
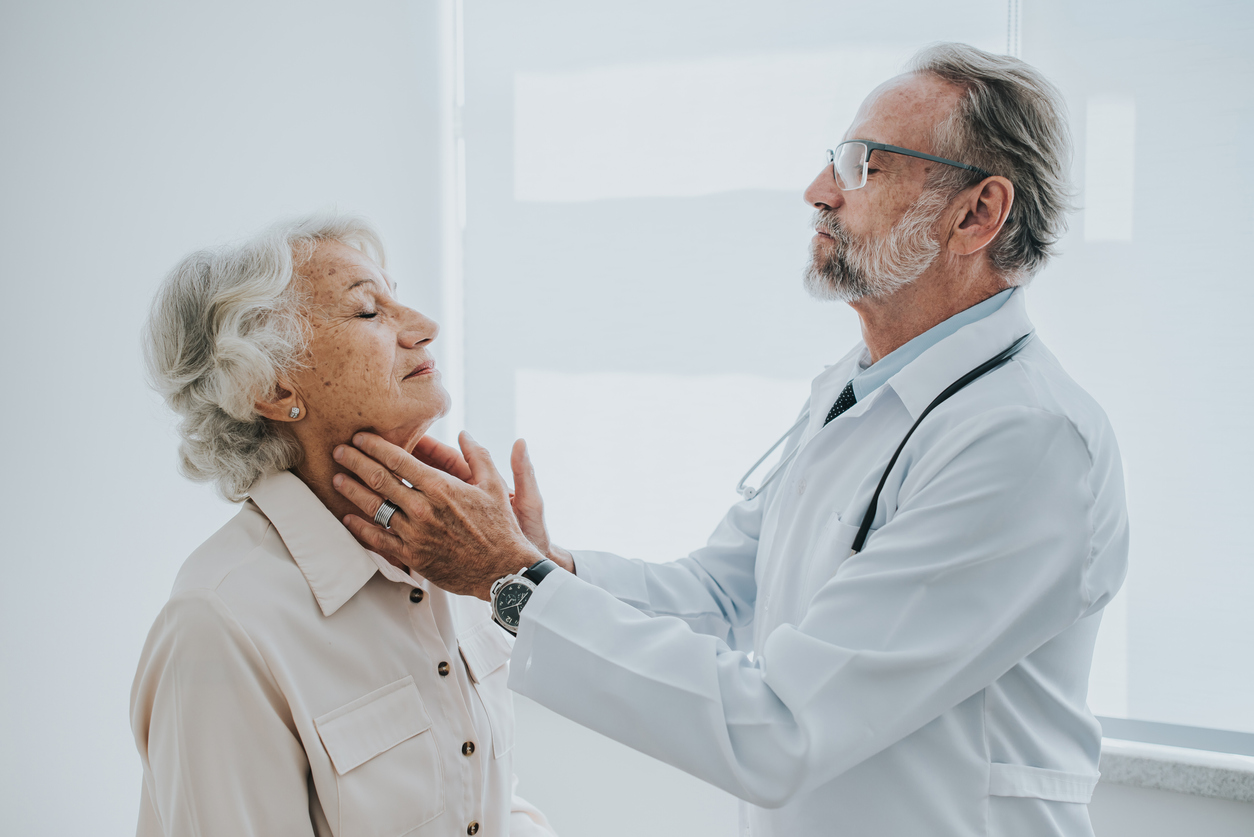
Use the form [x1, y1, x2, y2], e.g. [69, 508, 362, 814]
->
[510, 440, 549, 525]
[341, 511, 428, 577]
[332, 447, 433, 523]
[331, 471, 441, 568]
[508, 441, 555, 565]
[342, 513, 411, 567]
[351, 432, 456, 495]
[456, 432, 513, 497]
[412, 435, 473, 483]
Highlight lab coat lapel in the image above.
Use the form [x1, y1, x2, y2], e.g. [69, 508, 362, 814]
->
[888, 289, 1034, 420]
[756, 289, 1035, 639]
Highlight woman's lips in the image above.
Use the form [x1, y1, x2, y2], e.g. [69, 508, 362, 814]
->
[404, 360, 436, 380]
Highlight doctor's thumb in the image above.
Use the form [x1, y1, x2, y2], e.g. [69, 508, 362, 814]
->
[457, 431, 501, 488]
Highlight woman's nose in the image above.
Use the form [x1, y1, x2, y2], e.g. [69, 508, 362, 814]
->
[398, 308, 439, 347]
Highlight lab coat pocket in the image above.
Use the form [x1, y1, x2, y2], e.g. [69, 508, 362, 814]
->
[988, 763, 1100, 803]
[459, 618, 515, 759]
[802, 518, 863, 598]
[315, 676, 444, 836]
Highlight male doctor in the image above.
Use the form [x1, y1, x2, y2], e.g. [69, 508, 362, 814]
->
[332, 43, 1128, 837]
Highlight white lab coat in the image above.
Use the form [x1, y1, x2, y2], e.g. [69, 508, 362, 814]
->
[508, 289, 1128, 837]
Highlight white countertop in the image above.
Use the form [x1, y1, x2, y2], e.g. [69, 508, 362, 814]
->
[1100, 738, 1254, 803]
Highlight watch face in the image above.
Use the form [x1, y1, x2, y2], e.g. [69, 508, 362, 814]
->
[494, 581, 532, 629]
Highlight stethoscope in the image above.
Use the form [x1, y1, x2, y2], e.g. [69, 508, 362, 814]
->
[736, 331, 1035, 554]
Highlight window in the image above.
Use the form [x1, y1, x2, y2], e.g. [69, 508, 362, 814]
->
[443, 0, 1254, 751]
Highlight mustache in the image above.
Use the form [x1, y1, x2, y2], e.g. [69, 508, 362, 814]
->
[811, 209, 848, 242]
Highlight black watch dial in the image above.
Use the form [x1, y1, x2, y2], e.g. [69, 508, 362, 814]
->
[495, 581, 533, 630]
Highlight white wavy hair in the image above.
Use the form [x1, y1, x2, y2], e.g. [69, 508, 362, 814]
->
[144, 212, 385, 502]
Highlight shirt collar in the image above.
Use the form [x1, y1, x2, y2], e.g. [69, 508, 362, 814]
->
[851, 288, 1013, 401]
[248, 470, 426, 616]
[886, 286, 1034, 420]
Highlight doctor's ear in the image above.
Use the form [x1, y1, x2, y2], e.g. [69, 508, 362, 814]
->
[254, 381, 306, 422]
[948, 176, 1014, 258]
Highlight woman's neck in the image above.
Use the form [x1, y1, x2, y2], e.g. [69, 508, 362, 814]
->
[292, 447, 360, 526]
[288, 427, 424, 570]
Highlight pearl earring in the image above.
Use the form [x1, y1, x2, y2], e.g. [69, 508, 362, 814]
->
[289, 407, 300, 419]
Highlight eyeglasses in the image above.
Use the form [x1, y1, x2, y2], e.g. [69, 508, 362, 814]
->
[827, 140, 993, 191]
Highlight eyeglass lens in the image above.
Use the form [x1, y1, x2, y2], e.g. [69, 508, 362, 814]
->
[833, 142, 869, 190]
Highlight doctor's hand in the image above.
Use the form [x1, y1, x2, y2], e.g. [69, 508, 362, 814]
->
[410, 434, 473, 483]
[410, 435, 574, 573]
[508, 438, 575, 573]
[332, 432, 545, 600]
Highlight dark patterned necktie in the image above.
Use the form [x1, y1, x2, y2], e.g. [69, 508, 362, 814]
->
[824, 381, 857, 425]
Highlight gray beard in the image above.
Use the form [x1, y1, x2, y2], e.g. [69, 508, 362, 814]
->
[803, 189, 950, 303]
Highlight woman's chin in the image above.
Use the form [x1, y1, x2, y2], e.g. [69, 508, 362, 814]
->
[355, 394, 449, 452]
[382, 418, 440, 452]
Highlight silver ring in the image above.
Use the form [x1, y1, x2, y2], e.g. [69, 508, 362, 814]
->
[374, 499, 399, 529]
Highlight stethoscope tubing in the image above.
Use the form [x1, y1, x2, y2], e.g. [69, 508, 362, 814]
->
[737, 332, 1035, 553]
[735, 412, 810, 501]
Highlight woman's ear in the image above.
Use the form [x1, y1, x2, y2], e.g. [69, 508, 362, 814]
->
[948, 176, 1014, 257]
[254, 381, 306, 422]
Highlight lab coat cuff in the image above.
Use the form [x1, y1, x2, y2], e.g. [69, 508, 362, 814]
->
[509, 565, 575, 688]
[566, 549, 651, 605]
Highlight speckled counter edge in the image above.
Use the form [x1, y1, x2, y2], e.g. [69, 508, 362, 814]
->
[1099, 738, 1254, 803]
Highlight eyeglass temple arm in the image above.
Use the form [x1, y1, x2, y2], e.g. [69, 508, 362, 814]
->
[857, 140, 993, 177]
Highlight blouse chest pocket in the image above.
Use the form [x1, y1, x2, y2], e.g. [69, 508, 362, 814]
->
[314, 676, 444, 837]
[458, 619, 515, 759]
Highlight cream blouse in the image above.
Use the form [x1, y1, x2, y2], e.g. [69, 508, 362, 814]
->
[131, 469, 555, 837]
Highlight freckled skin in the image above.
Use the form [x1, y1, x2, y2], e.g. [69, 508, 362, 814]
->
[265, 241, 450, 525]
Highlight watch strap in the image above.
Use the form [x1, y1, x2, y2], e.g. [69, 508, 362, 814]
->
[522, 558, 558, 586]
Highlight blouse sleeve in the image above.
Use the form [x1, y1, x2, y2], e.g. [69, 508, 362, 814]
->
[131, 589, 315, 836]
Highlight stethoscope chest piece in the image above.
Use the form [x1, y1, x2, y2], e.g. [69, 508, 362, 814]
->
[735, 411, 811, 501]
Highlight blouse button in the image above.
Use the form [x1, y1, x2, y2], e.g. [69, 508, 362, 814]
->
[409, 588, 424, 603]
[461, 741, 475, 756]
[438, 661, 450, 677]
[467, 823, 480, 835]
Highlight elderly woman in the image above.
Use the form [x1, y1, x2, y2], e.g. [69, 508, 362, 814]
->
[131, 213, 554, 837]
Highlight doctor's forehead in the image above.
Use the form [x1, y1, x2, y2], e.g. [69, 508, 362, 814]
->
[842, 72, 964, 152]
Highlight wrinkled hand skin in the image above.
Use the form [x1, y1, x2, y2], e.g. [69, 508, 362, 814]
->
[413, 434, 576, 574]
[332, 431, 546, 600]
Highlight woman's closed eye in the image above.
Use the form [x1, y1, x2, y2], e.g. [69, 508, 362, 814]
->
[356, 311, 379, 320]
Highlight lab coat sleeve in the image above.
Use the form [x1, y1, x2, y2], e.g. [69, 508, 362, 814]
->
[566, 490, 765, 646]
[509, 775, 559, 836]
[131, 589, 313, 836]
[509, 407, 1118, 807]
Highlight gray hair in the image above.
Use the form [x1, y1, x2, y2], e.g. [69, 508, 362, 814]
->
[143, 212, 386, 502]
[908, 43, 1074, 283]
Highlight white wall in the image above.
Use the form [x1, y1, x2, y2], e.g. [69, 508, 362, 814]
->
[0, 2, 443, 833]
[4, 3, 1252, 836]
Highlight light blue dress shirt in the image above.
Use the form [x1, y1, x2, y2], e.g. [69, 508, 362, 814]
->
[850, 288, 1013, 401]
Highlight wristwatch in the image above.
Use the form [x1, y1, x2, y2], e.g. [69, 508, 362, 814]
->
[490, 558, 558, 634]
